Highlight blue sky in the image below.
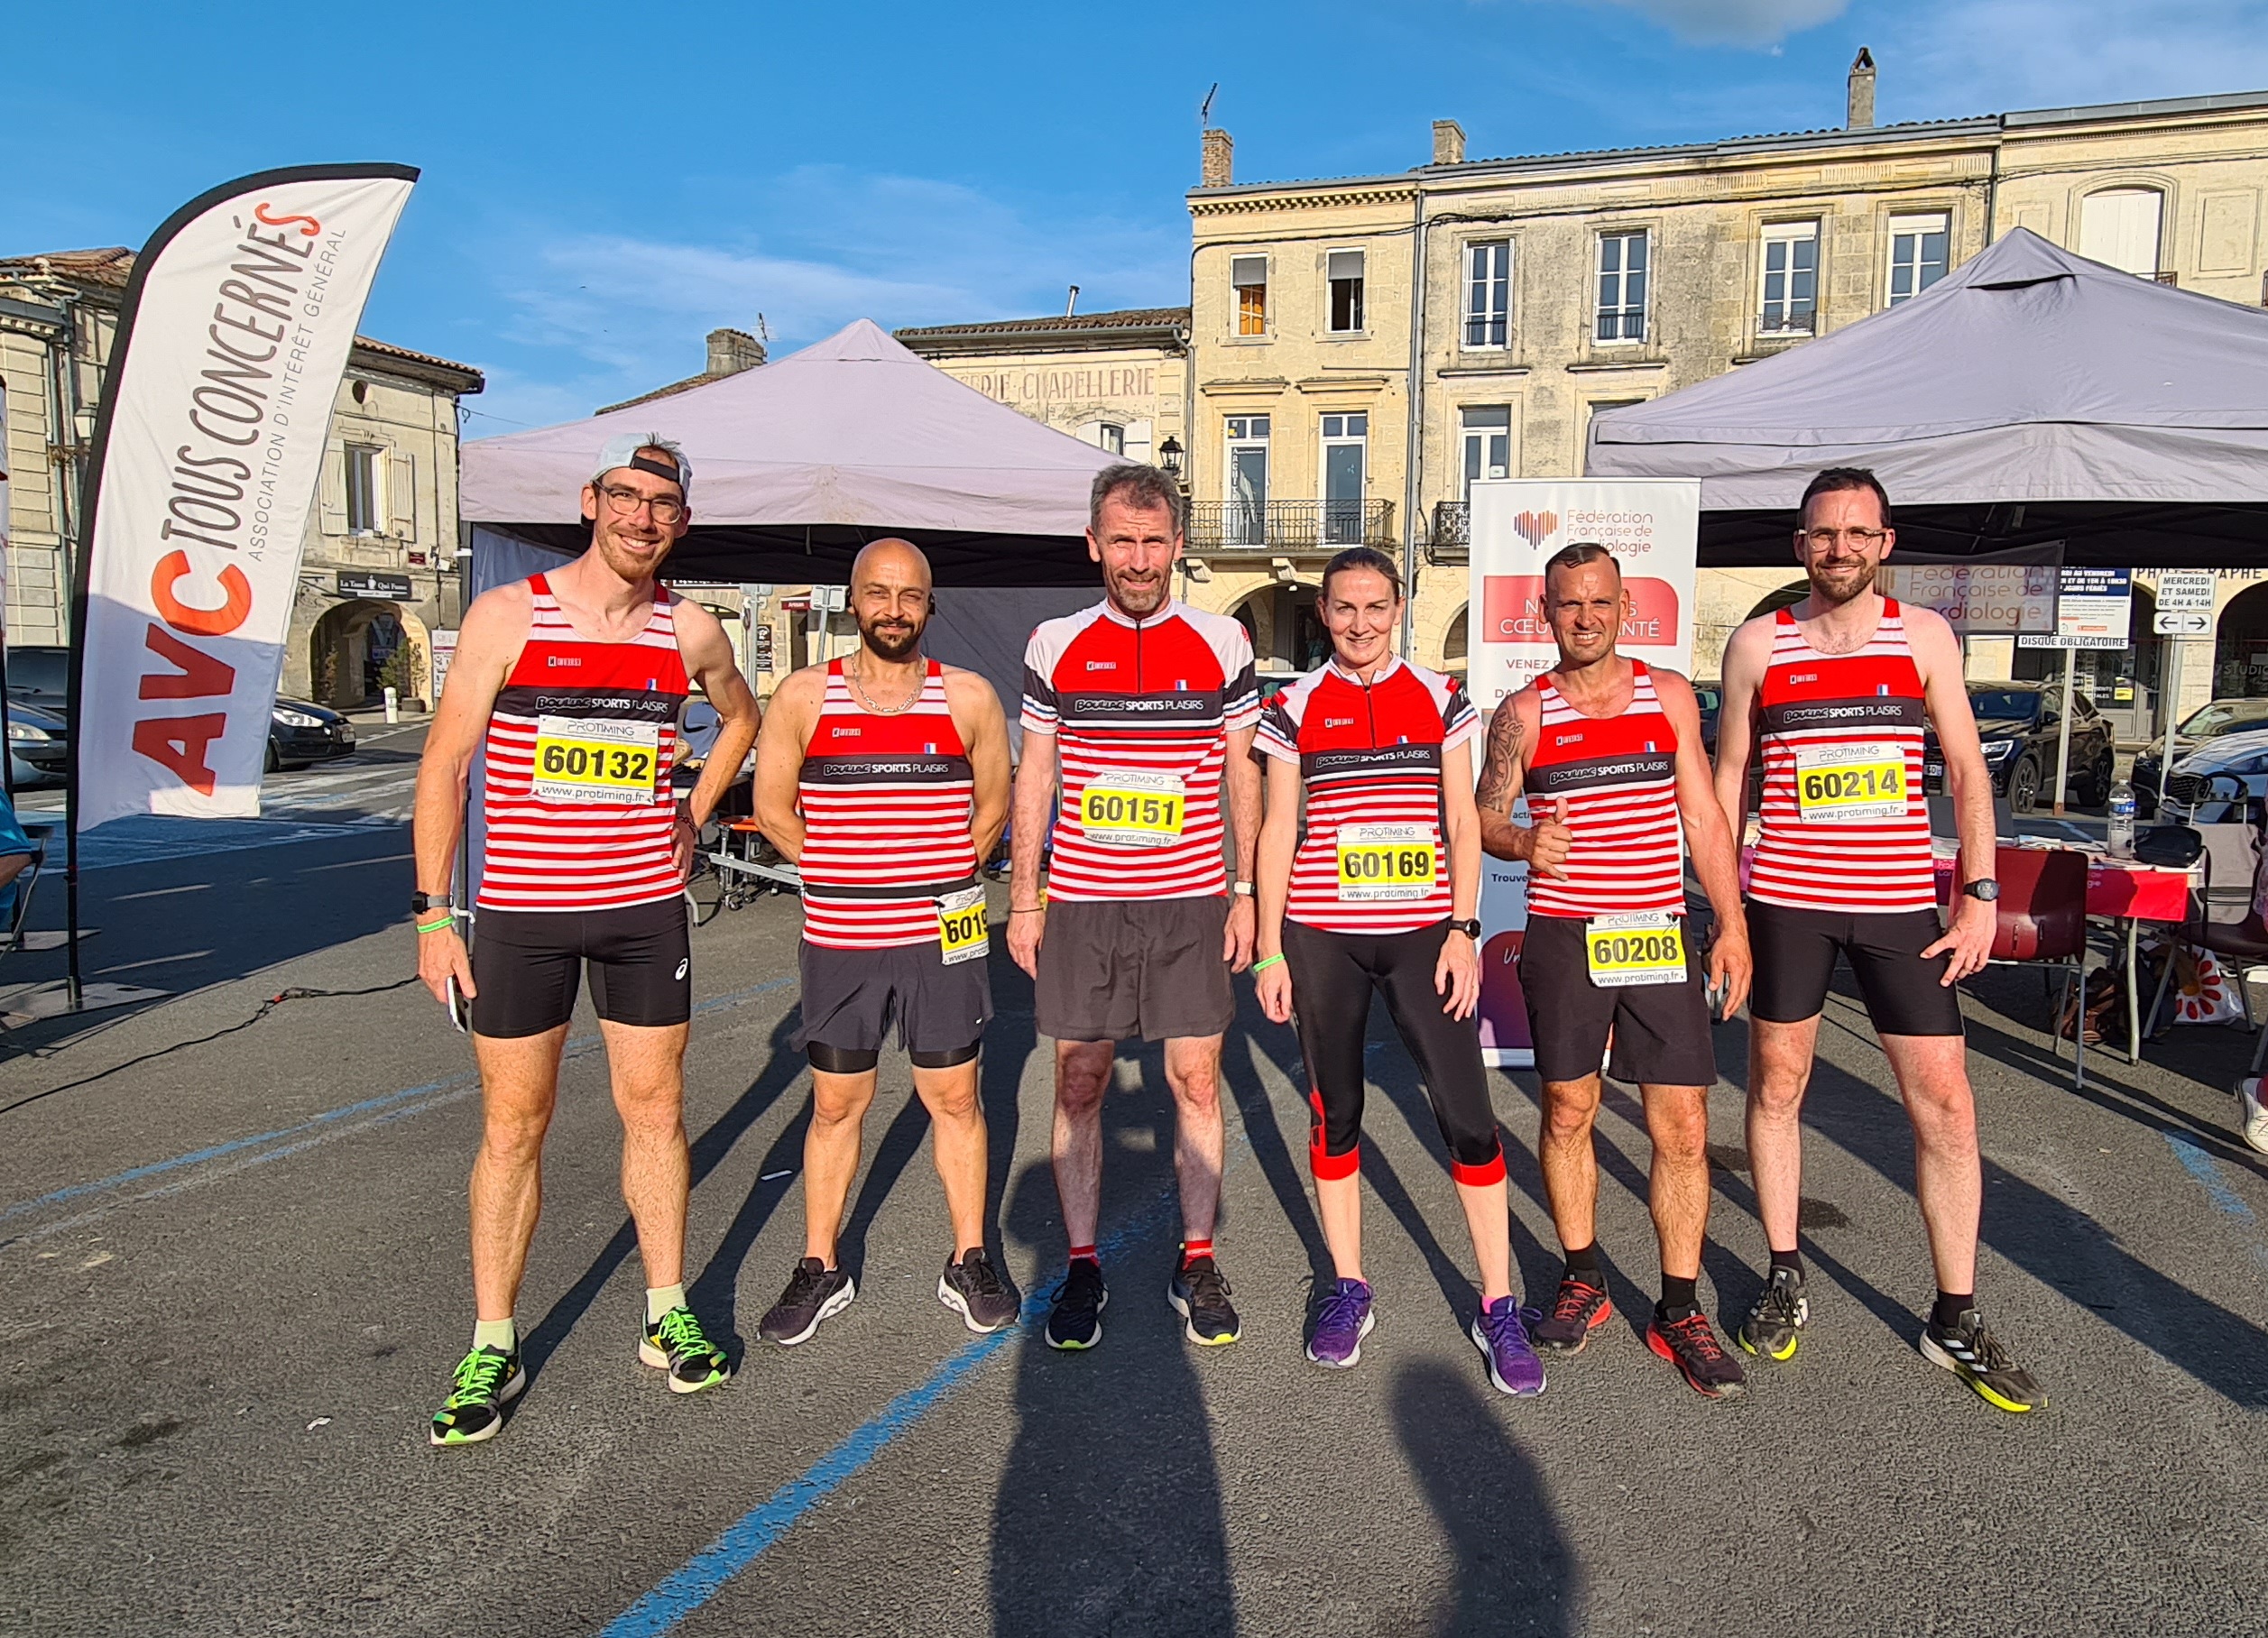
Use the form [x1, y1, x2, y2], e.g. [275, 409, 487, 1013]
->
[14, 1, 2267, 430]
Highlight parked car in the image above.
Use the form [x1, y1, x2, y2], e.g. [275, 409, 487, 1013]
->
[2131, 696, 2268, 815]
[2160, 725, 2268, 825]
[268, 697, 355, 770]
[4, 697, 69, 787]
[1692, 679, 1723, 759]
[5, 644, 69, 710]
[1922, 682, 2116, 814]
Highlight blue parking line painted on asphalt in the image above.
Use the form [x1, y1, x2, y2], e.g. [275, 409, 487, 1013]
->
[2166, 1131, 2256, 1220]
[0, 976, 797, 1228]
[599, 1187, 1185, 1638]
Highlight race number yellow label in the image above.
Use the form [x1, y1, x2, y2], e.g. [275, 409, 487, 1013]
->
[936, 885, 990, 966]
[1336, 823, 1439, 903]
[1793, 741, 1908, 824]
[531, 714, 661, 805]
[1584, 912, 1686, 989]
[1080, 769, 1186, 849]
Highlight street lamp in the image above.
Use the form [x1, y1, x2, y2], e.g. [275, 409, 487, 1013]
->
[1158, 435, 1185, 489]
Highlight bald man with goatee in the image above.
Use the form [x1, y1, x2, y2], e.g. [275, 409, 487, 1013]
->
[751, 539, 1019, 1347]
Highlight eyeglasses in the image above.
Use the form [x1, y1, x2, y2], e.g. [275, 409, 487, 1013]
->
[599, 484, 685, 524]
[1800, 527, 1886, 550]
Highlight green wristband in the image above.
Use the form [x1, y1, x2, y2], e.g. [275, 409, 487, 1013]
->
[1251, 953, 1285, 973]
[415, 916, 455, 935]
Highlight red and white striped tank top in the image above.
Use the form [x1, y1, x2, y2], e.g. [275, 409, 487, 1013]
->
[477, 575, 687, 914]
[1750, 600, 1935, 914]
[1255, 657, 1477, 936]
[1522, 662, 1686, 919]
[796, 660, 978, 950]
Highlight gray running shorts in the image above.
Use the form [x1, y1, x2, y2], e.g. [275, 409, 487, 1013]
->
[1035, 895, 1234, 1044]
[794, 938, 994, 1058]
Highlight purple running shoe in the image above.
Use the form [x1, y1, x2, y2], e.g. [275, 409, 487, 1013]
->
[1305, 1277, 1375, 1368]
[1471, 1295, 1546, 1397]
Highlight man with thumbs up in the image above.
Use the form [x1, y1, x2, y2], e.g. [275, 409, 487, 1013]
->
[1475, 542, 1753, 1397]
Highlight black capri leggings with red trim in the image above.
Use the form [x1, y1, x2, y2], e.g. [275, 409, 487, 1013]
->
[1281, 916, 1504, 1186]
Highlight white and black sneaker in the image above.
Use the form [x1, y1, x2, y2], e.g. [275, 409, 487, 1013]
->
[938, 1247, 1020, 1333]
[759, 1256, 855, 1347]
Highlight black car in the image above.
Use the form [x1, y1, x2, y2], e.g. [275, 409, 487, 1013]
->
[5, 697, 69, 787]
[2131, 696, 2268, 816]
[1923, 682, 2116, 814]
[267, 697, 355, 770]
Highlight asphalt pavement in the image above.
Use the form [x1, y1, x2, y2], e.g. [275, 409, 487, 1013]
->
[2, 753, 2264, 1635]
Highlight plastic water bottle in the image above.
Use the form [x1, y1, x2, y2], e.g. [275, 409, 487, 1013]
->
[2107, 779, 2137, 860]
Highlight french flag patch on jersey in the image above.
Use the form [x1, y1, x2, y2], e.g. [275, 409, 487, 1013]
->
[1877, 683, 1890, 695]
[925, 742, 937, 755]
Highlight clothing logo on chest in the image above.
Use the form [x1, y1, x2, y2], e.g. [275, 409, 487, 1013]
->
[1324, 716, 1355, 729]
[1175, 679, 1188, 691]
[1555, 732, 1584, 746]
[1086, 660, 1116, 671]
[1790, 672, 1817, 685]
[547, 655, 580, 667]
[1645, 741, 1656, 752]
[832, 726, 862, 739]
[925, 742, 937, 755]
[1876, 684, 1890, 696]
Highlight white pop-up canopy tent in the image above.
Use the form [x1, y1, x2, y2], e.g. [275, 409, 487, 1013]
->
[462, 317, 1120, 586]
[1586, 228, 2268, 566]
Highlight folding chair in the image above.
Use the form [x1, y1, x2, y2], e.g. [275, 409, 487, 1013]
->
[1980, 843, 2090, 1088]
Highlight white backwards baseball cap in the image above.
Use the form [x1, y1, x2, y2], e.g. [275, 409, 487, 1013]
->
[592, 431, 692, 496]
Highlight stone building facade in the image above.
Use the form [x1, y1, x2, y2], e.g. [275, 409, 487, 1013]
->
[0, 248, 483, 708]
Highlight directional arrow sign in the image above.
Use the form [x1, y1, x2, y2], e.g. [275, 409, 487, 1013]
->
[2154, 610, 2212, 635]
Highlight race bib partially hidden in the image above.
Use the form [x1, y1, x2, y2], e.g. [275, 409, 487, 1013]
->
[1584, 912, 1686, 989]
[1336, 822, 1439, 902]
[1794, 741, 1907, 824]
[937, 884, 990, 966]
[531, 714, 661, 805]
[1079, 769, 1186, 849]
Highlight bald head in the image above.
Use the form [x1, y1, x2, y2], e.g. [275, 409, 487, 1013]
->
[849, 537, 935, 663]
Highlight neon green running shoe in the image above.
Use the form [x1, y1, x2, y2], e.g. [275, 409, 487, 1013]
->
[640, 1306, 731, 1394]
[429, 1344, 524, 1447]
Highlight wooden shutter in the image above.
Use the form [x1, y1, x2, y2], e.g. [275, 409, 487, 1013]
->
[388, 452, 417, 542]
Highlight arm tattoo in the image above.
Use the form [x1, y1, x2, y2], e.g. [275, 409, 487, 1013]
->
[1474, 704, 1523, 812]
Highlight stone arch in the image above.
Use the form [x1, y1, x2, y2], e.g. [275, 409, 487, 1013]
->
[309, 600, 433, 709]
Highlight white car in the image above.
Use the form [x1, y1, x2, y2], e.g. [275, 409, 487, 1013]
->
[2159, 725, 2268, 824]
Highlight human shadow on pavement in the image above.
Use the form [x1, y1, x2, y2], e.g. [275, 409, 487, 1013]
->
[1745, 1035, 2268, 1407]
[990, 1084, 1238, 1635]
[1394, 1358, 1577, 1635]
[525, 1010, 808, 1381]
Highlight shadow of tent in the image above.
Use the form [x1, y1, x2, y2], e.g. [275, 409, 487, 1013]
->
[1393, 1358, 1579, 1634]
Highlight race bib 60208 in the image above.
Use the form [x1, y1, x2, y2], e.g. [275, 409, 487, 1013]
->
[1584, 912, 1686, 989]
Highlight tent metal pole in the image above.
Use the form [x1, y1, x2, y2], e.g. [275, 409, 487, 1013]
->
[2052, 648, 2076, 818]
[2157, 638, 2179, 810]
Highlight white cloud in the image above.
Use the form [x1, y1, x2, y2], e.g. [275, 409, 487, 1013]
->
[1588, 0, 1849, 46]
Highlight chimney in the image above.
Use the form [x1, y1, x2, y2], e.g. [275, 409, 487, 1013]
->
[1847, 47, 1876, 129]
[1433, 119, 1466, 166]
[705, 327, 765, 376]
[1202, 126, 1233, 189]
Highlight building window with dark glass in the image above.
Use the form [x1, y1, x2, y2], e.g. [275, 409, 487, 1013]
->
[1595, 231, 1648, 344]
[1464, 240, 1510, 349]
[1886, 213, 1949, 305]
[344, 445, 383, 534]
[1231, 255, 1268, 336]
[1327, 249, 1366, 333]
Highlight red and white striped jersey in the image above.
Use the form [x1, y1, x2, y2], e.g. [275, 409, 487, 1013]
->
[1256, 657, 1476, 935]
[796, 660, 978, 950]
[1521, 661, 1686, 920]
[1020, 599, 1258, 902]
[1750, 600, 1935, 913]
[477, 575, 687, 914]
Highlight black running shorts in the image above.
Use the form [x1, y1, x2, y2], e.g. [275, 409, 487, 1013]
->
[1517, 912, 1718, 1088]
[794, 937, 994, 1059]
[1746, 898, 1964, 1037]
[468, 897, 691, 1038]
[1034, 896, 1234, 1043]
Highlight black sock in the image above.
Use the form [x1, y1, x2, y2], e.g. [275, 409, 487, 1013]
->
[1769, 1247, 1804, 1280]
[1931, 1290, 1974, 1330]
[1656, 1275, 1699, 1320]
[1562, 1241, 1603, 1284]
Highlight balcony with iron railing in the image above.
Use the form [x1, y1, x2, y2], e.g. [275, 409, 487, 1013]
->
[1426, 501, 1469, 563]
[1186, 498, 1396, 553]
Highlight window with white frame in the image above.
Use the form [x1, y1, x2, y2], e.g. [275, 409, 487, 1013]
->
[1886, 213, 1950, 305]
[1463, 240, 1510, 348]
[1757, 221, 1819, 336]
[1094, 423, 1125, 456]
[1327, 249, 1366, 333]
[2079, 188, 2164, 277]
[1461, 406, 1511, 500]
[1231, 254, 1268, 336]
[1224, 415, 1269, 544]
[344, 445, 383, 534]
[1321, 412, 1368, 544]
[1595, 230, 1648, 343]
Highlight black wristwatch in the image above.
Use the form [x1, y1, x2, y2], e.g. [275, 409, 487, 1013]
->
[1961, 879, 2000, 903]
[410, 892, 454, 916]
[1448, 918, 1483, 939]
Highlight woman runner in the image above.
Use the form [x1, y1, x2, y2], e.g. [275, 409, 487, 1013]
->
[1253, 548, 1544, 1395]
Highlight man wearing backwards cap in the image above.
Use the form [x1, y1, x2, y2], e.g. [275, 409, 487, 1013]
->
[413, 433, 761, 1445]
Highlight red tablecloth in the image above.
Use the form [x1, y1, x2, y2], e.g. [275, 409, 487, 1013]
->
[1738, 843, 2192, 923]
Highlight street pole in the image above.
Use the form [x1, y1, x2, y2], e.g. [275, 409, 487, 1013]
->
[2052, 647, 2076, 818]
[2158, 637, 2180, 810]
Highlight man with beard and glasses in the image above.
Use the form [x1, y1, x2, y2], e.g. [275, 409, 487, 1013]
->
[1010, 463, 1262, 1351]
[416, 434, 761, 1444]
[1714, 467, 2045, 1413]
[751, 538, 1018, 1346]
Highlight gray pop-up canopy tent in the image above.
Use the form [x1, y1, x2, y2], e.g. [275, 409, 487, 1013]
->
[1586, 229, 2268, 566]
[462, 317, 1120, 715]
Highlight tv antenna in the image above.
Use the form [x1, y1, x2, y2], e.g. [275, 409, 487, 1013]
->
[1200, 84, 1218, 127]
[756, 312, 771, 343]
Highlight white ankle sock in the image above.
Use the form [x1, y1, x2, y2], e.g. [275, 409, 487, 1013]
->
[473, 1316, 516, 1353]
[646, 1284, 686, 1324]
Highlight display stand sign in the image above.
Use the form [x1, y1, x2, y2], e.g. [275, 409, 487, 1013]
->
[1467, 479, 1701, 1068]
[1876, 563, 2058, 636]
[2018, 568, 2132, 649]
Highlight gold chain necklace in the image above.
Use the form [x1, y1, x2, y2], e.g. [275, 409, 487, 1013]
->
[846, 654, 923, 716]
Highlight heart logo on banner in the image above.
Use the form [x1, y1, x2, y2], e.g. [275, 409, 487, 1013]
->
[1512, 510, 1559, 548]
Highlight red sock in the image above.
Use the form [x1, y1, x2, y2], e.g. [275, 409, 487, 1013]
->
[1067, 1244, 1099, 1267]
[1181, 1238, 1214, 1266]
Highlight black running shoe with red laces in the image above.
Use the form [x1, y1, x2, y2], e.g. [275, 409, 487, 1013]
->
[1647, 1309, 1747, 1399]
[1531, 1275, 1613, 1354]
